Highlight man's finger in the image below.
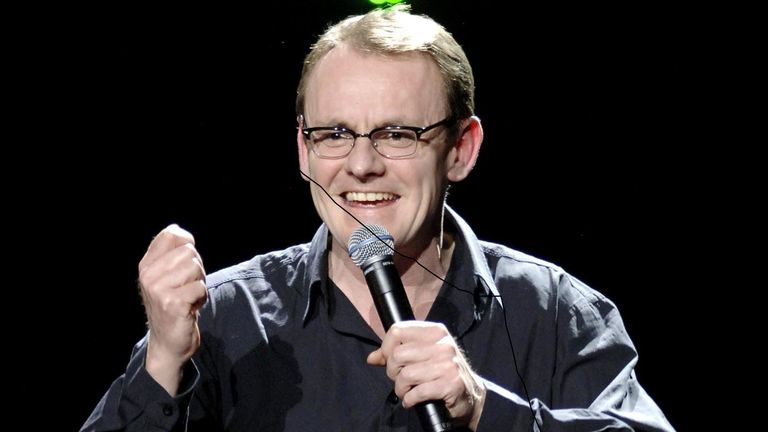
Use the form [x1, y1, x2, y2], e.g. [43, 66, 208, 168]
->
[141, 224, 196, 270]
[366, 348, 386, 366]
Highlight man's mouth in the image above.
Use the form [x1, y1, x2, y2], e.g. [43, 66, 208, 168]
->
[343, 192, 399, 206]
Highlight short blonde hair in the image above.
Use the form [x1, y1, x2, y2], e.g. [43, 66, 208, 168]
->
[296, 6, 475, 123]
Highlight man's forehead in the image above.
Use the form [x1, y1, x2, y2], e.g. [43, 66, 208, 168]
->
[304, 49, 447, 126]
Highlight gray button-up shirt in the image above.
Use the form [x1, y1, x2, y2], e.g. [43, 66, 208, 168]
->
[82, 207, 674, 431]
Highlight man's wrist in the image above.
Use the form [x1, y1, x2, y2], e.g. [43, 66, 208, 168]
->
[145, 344, 186, 396]
[468, 377, 487, 431]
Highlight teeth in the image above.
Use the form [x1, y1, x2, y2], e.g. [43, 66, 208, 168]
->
[344, 192, 397, 202]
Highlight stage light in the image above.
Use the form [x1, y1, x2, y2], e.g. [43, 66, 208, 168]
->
[369, 0, 404, 5]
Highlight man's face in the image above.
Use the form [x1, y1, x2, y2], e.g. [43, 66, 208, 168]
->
[299, 45, 453, 255]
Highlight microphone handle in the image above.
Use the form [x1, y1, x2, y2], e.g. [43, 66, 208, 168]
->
[363, 256, 455, 432]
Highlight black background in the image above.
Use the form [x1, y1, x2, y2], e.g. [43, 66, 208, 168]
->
[9, 1, 724, 430]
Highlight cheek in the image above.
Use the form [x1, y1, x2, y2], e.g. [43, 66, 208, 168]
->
[308, 159, 343, 191]
[413, 161, 446, 195]
[307, 158, 325, 180]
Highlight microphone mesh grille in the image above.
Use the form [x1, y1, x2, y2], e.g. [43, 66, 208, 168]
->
[347, 224, 394, 267]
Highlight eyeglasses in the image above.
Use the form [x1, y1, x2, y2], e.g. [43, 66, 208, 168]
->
[300, 116, 456, 159]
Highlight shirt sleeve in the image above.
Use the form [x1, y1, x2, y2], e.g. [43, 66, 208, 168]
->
[475, 274, 675, 432]
[80, 335, 200, 432]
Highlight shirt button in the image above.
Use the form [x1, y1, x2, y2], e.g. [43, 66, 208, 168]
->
[162, 404, 174, 416]
[387, 391, 399, 404]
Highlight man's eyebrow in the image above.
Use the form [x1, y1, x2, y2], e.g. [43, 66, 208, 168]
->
[308, 118, 350, 129]
[311, 118, 414, 129]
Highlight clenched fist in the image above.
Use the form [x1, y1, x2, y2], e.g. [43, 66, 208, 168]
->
[138, 224, 207, 395]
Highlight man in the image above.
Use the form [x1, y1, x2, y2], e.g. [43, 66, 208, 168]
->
[82, 6, 674, 431]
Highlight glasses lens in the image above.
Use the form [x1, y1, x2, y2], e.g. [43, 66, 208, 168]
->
[309, 130, 354, 158]
[371, 129, 418, 158]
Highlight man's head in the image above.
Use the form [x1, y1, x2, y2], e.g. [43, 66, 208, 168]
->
[296, 6, 475, 132]
[296, 6, 483, 257]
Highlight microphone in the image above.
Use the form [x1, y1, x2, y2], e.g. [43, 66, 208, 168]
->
[348, 224, 454, 432]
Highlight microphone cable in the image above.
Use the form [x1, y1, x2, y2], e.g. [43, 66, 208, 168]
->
[299, 169, 542, 431]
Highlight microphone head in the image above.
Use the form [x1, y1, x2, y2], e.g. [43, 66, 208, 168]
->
[348, 224, 394, 267]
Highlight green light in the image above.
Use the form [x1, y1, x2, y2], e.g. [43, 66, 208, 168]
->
[369, 0, 403, 5]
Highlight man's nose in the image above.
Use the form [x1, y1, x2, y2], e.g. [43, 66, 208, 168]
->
[344, 136, 386, 179]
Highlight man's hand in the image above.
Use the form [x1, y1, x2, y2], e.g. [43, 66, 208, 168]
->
[367, 321, 486, 430]
[138, 224, 208, 396]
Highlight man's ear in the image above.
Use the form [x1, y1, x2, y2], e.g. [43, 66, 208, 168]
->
[446, 116, 483, 182]
[297, 116, 310, 181]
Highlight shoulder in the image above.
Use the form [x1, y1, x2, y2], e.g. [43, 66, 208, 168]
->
[480, 240, 561, 274]
[479, 240, 563, 289]
[194, 243, 315, 358]
[204, 243, 312, 303]
[479, 240, 610, 314]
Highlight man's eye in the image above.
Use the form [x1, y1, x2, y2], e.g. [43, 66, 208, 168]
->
[315, 131, 348, 141]
[383, 132, 406, 140]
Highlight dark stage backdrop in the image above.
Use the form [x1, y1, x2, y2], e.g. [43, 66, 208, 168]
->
[11, 1, 714, 430]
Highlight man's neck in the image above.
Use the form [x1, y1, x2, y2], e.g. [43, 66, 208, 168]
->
[327, 233, 455, 333]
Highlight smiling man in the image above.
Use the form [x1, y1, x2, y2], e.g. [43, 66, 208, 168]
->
[297, 42, 482, 339]
[83, 6, 675, 432]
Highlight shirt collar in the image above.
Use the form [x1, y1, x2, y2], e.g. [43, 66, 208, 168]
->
[301, 224, 330, 324]
[425, 206, 500, 338]
[444, 205, 502, 303]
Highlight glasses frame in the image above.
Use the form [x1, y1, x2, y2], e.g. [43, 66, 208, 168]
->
[300, 116, 456, 159]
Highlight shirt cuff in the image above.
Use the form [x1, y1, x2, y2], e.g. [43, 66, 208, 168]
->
[121, 341, 200, 430]
[474, 379, 535, 431]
